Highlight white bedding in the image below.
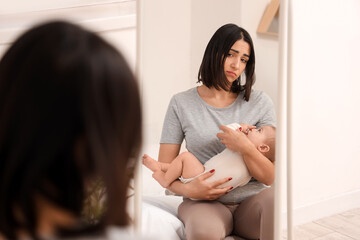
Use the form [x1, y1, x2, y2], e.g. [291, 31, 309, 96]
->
[141, 195, 185, 240]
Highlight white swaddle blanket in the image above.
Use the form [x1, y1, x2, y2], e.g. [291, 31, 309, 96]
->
[180, 123, 251, 191]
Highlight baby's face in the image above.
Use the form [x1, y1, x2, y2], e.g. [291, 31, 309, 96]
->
[246, 126, 272, 147]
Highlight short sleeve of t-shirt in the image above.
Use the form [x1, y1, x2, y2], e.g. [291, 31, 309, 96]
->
[160, 96, 185, 144]
[252, 92, 276, 128]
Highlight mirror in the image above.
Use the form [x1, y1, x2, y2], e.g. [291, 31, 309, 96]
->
[139, 0, 284, 239]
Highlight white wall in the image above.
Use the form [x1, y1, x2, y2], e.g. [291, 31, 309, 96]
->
[290, 0, 360, 225]
[240, 0, 279, 112]
[140, 0, 192, 160]
[0, 1, 136, 70]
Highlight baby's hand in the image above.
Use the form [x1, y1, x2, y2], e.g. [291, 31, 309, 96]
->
[239, 123, 256, 133]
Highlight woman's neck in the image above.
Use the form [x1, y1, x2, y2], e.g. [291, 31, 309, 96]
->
[197, 85, 238, 108]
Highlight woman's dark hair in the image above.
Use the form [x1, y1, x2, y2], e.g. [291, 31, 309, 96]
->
[0, 21, 142, 239]
[197, 23, 255, 101]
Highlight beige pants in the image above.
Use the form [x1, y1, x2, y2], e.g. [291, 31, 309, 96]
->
[178, 187, 274, 240]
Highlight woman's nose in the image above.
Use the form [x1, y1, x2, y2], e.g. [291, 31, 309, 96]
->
[231, 58, 240, 69]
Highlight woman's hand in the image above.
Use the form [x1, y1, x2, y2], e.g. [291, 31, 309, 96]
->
[239, 123, 256, 133]
[161, 143, 232, 199]
[217, 125, 254, 155]
[169, 170, 232, 200]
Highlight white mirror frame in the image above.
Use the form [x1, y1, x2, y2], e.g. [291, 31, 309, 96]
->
[134, 0, 144, 233]
[275, 0, 292, 239]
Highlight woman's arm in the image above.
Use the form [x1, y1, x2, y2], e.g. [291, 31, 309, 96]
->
[168, 172, 232, 200]
[158, 143, 232, 200]
[158, 143, 181, 164]
[217, 126, 275, 185]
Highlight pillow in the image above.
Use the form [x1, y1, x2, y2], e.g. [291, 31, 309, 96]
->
[142, 195, 183, 217]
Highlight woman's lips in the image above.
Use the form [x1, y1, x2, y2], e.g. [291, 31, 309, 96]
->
[226, 71, 237, 77]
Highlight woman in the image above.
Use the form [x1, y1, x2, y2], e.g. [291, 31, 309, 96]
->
[0, 21, 142, 239]
[159, 24, 276, 240]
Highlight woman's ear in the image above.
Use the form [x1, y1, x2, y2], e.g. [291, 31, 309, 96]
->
[257, 144, 270, 153]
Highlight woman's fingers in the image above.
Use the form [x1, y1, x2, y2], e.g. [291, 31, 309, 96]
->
[194, 170, 233, 200]
[210, 176, 232, 188]
[213, 185, 233, 194]
[198, 169, 216, 180]
[216, 132, 225, 140]
[220, 124, 256, 134]
[206, 186, 234, 200]
[239, 123, 256, 133]
[191, 169, 231, 200]
[219, 125, 231, 133]
[199, 170, 232, 187]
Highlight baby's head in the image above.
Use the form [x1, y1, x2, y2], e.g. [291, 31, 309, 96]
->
[246, 126, 276, 162]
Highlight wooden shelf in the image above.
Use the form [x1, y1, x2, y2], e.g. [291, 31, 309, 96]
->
[257, 0, 280, 37]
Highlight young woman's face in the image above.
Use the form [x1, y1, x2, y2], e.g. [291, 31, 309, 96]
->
[223, 39, 250, 83]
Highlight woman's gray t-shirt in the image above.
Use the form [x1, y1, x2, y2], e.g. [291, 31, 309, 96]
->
[160, 87, 276, 203]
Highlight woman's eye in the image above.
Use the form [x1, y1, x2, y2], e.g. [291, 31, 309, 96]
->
[227, 53, 233, 57]
[241, 58, 248, 63]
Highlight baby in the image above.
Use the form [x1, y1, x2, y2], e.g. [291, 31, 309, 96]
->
[143, 123, 275, 191]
